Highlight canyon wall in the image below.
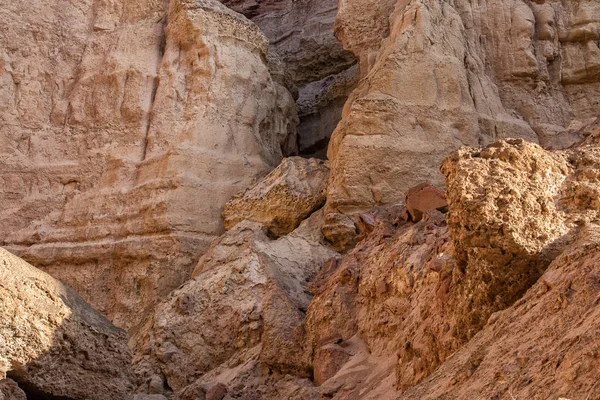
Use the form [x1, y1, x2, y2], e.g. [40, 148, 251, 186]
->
[0, 0, 297, 329]
[1, 0, 600, 398]
[324, 0, 600, 240]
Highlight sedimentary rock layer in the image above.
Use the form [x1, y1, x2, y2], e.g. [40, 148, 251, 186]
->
[1, 0, 297, 329]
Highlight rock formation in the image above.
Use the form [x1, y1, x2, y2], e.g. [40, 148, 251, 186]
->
[1, 0, 297, 329]
[324, 0, 600, 239]
[0, 248, 133, 399]
[132, 211, 339, 397]
[402, 224, 600, 399]
[1, 0, 600, 398]
[306, 123, 600, 398]
[223, 157, 329, 237]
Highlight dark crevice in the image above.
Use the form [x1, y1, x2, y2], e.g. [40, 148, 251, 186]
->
[140, 14, 167, 162]
[298, 136, 330, 160]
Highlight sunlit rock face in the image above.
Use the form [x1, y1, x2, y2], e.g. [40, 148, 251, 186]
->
[323, 0, 600, 236]
[0, 0, 298, 330]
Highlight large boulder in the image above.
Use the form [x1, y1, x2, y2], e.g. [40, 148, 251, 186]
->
[0, 248, 134, 400]
[442, 138, 572, 340]
[132, 211, 339, 397]
[223, 157, 329, 237]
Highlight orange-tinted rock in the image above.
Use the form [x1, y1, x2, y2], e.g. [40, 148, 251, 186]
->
[313, 344, 351, 385]
[404, 183, 448, 222]
[402, 226, 600, 399]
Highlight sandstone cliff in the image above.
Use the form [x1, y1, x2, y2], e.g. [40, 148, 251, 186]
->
[1, 0, 600, 399]
[1, 0, 297, 329]
[324, 0, 600, 241]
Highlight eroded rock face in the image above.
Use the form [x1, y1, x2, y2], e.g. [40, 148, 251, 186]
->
[402, 225, 600, 399]
[0, 248, 133, 400]
[1, 0, 298, 330]
[307, 207, 458, 394]
[223, 157, 329, 237]
[307, 129, 600, 395]
[325, 0, 600, 228]
[132, 211, 339, 397]
[442, 138, 572, 340]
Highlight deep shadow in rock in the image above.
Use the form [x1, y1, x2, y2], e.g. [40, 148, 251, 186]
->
[0, 248, 134, 400]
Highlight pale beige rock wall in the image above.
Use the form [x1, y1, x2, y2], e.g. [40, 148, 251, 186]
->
[325, 0, 600, 224]
[0, 0, 297, 330]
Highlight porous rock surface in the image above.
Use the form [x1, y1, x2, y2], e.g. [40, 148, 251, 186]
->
[0, 379, 26, 400]
[0, 248, 134, 400]
[402, 224, 600, 399]
[324, 0, 600, 236]
[1, 0, 297, 330]
[306, 128, 600, 398]
[132, 211, 339, 398]
[223, 157, 329, 237]
[442, 138, 572, 341]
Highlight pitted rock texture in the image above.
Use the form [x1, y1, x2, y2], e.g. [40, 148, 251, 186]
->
[307, 130, 600, 396]
[442, 138, 572, 341]
[0, 248, 134, 400]
[223, 157, 329, 237]
[220, 0, 359, 156]
[132, 211, 339, 397]
[325, 0, 600, 226]
[402, 225, 600, 400]
[1, 0, 297, 330]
